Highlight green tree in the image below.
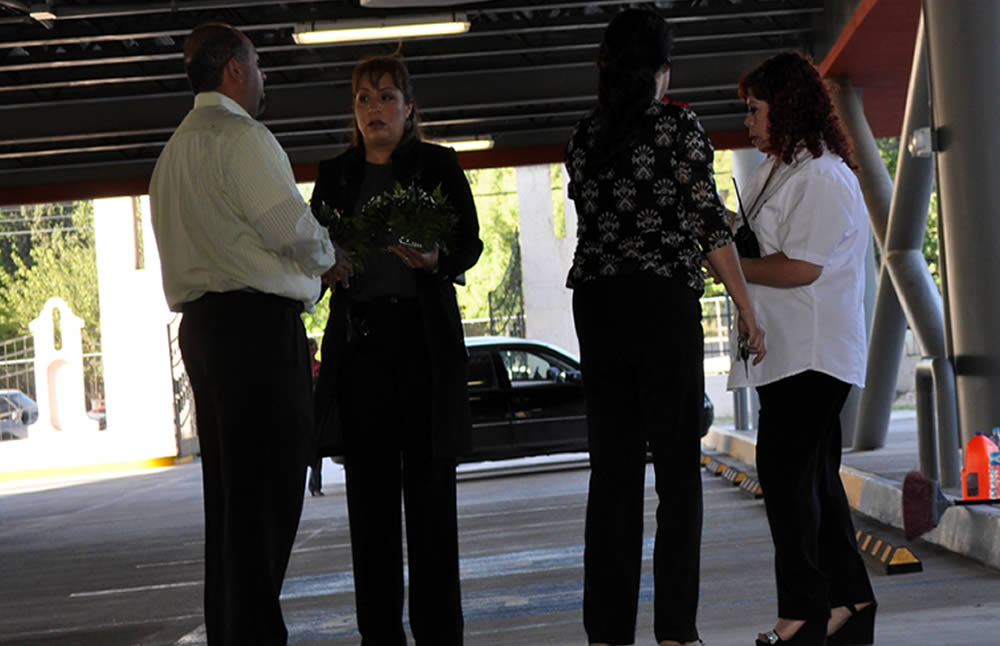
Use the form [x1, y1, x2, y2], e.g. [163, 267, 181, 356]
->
[702, 149, 735, 298]
[298, 171, 522, 336]
[456, 167, 520, 321]
[0, 203, 100, 348]
[301, 289, 330, 338]
[0, 202, 78, 277]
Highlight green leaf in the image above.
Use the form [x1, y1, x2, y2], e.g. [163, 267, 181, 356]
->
[320, 181, 458, 273]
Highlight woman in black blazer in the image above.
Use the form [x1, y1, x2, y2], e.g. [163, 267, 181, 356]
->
[310, 53, 482, 645]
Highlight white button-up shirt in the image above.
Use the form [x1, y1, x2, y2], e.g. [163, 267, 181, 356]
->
[728, 148, 870, 390]
[150, 92, 335, 311]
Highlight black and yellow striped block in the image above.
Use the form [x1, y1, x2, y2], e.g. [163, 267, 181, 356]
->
[856, 529, 922, 575]
[702, 453, 761, 497]
[721, 465, 747, 486]
[705, 458, 727, 476]
[739, 475, 764, 499]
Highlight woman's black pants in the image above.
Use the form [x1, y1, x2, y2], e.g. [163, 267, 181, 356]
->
[573, 274, 705, 645]
[338, 297, 463, 646]
[755, 371, 875, 623]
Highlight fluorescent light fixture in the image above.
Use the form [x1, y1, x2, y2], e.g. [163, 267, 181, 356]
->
[432, 138, 494, 152]
[293, 13, 470, 45]
[361, 0, 492, 6]
[29, 10, 57, 21]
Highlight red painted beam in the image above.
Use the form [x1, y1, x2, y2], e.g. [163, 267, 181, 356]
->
[818, 0, 921, 138]
[0, 132, 763, 207]
[0, 178, 152, 208]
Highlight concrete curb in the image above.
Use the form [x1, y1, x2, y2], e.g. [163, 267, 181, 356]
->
[702, 427, 1000, 571]
[0, 454, 192, 483]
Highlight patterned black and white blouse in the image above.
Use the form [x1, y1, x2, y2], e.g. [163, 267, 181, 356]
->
[564, 100, 732, 293]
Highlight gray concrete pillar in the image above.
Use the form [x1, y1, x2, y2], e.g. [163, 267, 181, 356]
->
[924, 0, 1000, 448]
[827, 79, 880, 448]
[730, 148, 765, 431]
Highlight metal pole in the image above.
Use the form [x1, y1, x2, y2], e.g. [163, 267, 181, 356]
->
[828, 79, 886, 448]
[730, 148, 766, 431]
[923, 0, 1000, 450]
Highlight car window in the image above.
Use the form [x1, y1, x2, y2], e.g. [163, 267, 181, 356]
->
[0, 396, 11, 414]
[10, 392, 32, 408]
[499, 349, 575, 384]
[467, 351, 498, 389]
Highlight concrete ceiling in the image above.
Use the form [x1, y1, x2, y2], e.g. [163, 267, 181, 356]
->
[0, 0, 916, 205]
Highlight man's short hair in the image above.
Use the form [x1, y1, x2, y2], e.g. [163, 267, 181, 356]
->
[184, 23, 249, 94]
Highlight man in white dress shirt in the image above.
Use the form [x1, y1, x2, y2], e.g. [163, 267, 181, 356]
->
[149, 23, 341, 646]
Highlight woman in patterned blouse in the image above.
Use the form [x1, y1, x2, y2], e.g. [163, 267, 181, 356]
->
[564, 9, 765, 646]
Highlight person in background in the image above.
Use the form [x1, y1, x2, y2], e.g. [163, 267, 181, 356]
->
[149, 23, 341, 646]
[729, 51, 876, 646]
[307, 337, 325, 496]
[310, 53, 482, 645]
[564, 9, 764, 646]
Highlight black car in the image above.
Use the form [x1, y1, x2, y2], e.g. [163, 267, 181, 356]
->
[463, 337, 714, 462]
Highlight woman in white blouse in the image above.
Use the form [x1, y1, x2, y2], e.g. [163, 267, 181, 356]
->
[728, 52, 877, 646]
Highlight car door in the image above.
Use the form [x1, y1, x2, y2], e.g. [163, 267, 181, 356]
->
[0, 394, 24, 440]
[465, 347, 512, 460]
[498, 346, 586, 456]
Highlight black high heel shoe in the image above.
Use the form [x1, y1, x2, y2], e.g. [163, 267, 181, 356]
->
[826, 602, 877, 645]
[755, 619, 826, 645]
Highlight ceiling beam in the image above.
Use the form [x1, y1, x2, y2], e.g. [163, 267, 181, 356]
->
[4, 0, 821, 24]
[17, 0, 330, 21]
[0, 1, 819, 48]
[0, 38, 803, 95]
[0, 0, 28, 13]
[0, 22, 810, 74]
[0, 23, 296, 49]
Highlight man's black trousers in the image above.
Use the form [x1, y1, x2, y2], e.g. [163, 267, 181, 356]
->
[180, 291, 314, 646]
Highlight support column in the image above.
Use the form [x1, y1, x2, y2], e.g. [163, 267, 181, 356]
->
[731, 149, 765, 431]
[516, 165, 578, 355]
[828, 80, 882, 449]
[93, 196, 177, 459]
[924, 0, 1000, 450]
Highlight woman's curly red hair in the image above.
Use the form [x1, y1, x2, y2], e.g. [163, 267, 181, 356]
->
[738, 51, 856, 169]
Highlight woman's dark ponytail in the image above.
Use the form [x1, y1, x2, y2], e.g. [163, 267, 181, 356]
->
[590, 9, 672, 166]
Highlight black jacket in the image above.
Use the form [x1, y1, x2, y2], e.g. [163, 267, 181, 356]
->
[310, 139, 483, 458]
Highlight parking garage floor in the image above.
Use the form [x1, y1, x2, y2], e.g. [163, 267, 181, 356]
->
[1, 410, 999, 645]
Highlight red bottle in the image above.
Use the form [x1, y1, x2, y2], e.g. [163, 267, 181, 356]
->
[961, 433, 1000, 501]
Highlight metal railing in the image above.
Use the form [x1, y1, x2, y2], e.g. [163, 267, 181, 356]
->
[701, 295, 734, 359]
[0, 334, 35, 397]
[488, 231, 525, 338]
[462, 295, 735, 362]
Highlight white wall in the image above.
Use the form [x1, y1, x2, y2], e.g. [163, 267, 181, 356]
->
[0, 197, 180, 474]
[93, 196, 177, 460]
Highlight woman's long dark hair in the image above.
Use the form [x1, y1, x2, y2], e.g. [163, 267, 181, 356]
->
[591, 9, 672, 163]
[738, 51, 856, 168]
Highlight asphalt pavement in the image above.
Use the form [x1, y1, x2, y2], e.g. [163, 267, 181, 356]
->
[1, 412, 999, 645]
